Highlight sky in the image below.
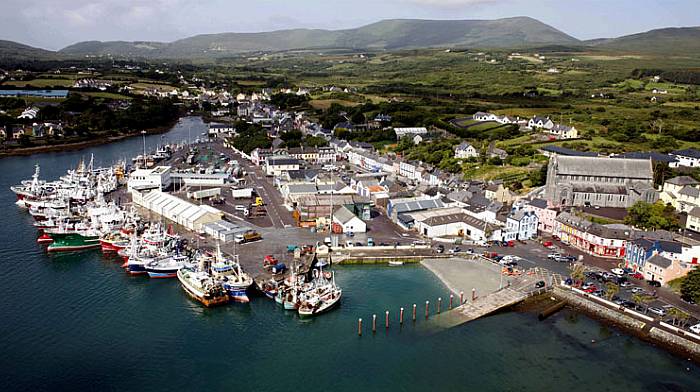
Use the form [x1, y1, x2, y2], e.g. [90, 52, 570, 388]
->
[2, 0, 699, 50]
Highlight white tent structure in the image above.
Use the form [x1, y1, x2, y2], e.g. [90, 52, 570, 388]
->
[132, 190, 223, 233]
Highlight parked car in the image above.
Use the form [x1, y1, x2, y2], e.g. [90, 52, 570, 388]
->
[436, 244, 445, 253]
[547, 253, 561, 260]
[449, 247, 461, 254]
[647, 280, 661, 287]
[535, 281, 545, 288]
[354, 242, 363, 247]
[690, 323, 700, 334]
[681, 295, 697, 305]
[619, 281, 633, 288]
[648, 307, 666, 317]
[611, 268, 625, 277]
[630, 272, 644, 280]
[234, 204, 247, 212]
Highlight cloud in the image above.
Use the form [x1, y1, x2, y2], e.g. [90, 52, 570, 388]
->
[403, 0, 503, 6]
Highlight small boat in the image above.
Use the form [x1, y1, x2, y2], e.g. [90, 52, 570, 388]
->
[388, 261, 404, 266]
[177, 268, 229, 307]
[145, 254, 189, 278]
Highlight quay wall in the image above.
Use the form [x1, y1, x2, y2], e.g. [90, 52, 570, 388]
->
[553, 286, 700, 362]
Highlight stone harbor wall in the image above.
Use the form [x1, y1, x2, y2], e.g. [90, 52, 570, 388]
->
[553, 286, 700, 362]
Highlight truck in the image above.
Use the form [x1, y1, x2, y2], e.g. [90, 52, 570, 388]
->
[231, 187, 254, 199]
[187, 187, 221, 200]
[234, 231, 262, 244]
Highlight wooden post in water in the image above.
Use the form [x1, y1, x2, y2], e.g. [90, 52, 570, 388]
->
[412, 304, 417, 321]
[437, 297, 442, 314]
[400, 307, 404, 325]
[425, 301, 430, 319]
[460, 291, 464, 304]
[385, 311, 389, 329]
[449, 294, 453, 309]
[372, 314, 377, 333]
[358, 318, 362, 336]
[472, 288, 476, 301]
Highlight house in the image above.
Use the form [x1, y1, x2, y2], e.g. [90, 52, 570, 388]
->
[208, 123, 236, 136]
[660, 176, 700, 212]
[641, 255, 694, 286]
[473, 112, 499, 122]
[332, 206, 366, 233]
[625, 237, 685, 275]
[547, 124, 578, 139]
[264, 157, 300, 177]
[454, 142, 479, 159]
[18, 107, 39, 119]
[503, 209, 539, 241]
[554, 212, 635, 258]
[615, 151, 678, 166]
[686, 207, 700, 233]
[394, 127, 427, 140]
[484, 182, 516, 204]
[250, 148, 272, 166]
[670, 149, 700, 168]
[525, 198, 557, 233]
[545, 155, 658, 208]
[528, 116, 554, 130]
[333, 121, 354, 131]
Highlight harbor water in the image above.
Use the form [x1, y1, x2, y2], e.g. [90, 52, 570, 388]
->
[1, 117, 699, 392]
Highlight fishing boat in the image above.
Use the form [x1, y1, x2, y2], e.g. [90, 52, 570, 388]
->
[297, 271, 342, 317]
[99, 231, 130, 252]
[145, 254, 189, 278]
[46, 230, 100, 252]
[257, 278, 278, 300]
[209, 246, 253, 303]
[177, 268, 229, 307]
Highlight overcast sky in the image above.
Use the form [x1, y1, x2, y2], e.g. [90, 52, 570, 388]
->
[2, 0, 699, 50]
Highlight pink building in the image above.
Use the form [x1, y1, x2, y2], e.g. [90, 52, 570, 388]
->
[526, 198, 558, 233]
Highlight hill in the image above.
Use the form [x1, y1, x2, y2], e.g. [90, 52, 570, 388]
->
[588, 26, 700, 54]
[58, 17, 580, 59]
[0, 40, 57, 62]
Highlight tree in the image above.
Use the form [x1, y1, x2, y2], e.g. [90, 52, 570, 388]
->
[529, 164, 548, 187]
[624, 201, 680, 231]
[631, 293, 654, 313]
[667, 307, 690, 327]
[569, 263, 586, 287]
[605, 282, 619, 301]
[680, 268, 700, 304]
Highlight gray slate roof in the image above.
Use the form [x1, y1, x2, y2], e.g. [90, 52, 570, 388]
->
[667, 176, 699, 186]
[554, 155, 652, 179]
[646, 254, 672, 269]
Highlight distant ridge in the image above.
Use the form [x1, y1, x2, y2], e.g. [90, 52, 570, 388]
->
[2, 18, 700, 61]
[57, 17, 580, 59]
[588, 26, 700, 54]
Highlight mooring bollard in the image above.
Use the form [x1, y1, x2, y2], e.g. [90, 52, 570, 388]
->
[437, 297, 442, 314]
[460, 291, 464, 304]
[449, 294, 454, 309]
[400, 307, 405, 324]
[472, 288, 476, 301]
[358, 318, 362, 336]
[412, 304, 417, 321]
[385, 311, 389, 328]
[425, 301, 430, 319]
[372, 314, 377, 333]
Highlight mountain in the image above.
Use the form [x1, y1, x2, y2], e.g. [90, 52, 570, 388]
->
[588, 26, 700, 54]
[58, 17, 580, 59]
[0, 40, 57, 61]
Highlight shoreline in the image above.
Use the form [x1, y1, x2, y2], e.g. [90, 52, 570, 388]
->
[0, 118, 182, 159]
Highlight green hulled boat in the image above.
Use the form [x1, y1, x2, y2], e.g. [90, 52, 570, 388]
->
[47, 231, 100, 252]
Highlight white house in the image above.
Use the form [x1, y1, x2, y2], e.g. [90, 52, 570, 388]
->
[528, 116, 554, 130]
[18, 107, 39, 119]
[548, 124, 578, 139]
[332, 206, 366, 233]
[265, 157, 300, 176]
[503, 209, 539, 241]
[670, 149, 700, 168]
[454, 142, 479, 159]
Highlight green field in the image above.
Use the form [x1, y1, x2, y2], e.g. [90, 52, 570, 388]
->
[2, 78, 74, 88]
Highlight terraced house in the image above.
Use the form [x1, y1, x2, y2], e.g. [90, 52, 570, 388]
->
[554, 212, 635, 258]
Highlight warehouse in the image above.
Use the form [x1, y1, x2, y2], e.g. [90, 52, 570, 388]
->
[132, 190, 223, 232]
[202, 220, 250, 242]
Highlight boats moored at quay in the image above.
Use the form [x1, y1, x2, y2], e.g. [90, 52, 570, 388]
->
[9, 151, 341, 316]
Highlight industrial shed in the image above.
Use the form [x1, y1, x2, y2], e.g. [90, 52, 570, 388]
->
[133, 190, 223, 233]
[202, 220, 250, 242]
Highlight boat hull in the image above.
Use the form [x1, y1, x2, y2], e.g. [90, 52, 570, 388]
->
[46, 233, 100, 252]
